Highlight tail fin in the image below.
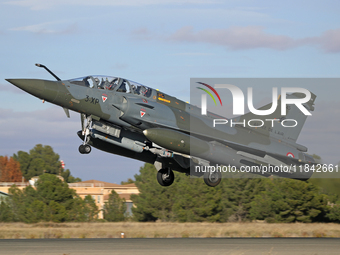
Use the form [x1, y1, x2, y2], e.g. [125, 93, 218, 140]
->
[237, 92, 316, 143]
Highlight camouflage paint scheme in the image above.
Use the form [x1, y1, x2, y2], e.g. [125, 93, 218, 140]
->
[6, 66, 317, 186]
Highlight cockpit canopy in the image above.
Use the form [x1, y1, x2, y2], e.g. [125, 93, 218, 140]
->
[69, 75, 152, 97]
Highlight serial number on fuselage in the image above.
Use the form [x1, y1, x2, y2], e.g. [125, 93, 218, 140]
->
[85, 95, 99, 104]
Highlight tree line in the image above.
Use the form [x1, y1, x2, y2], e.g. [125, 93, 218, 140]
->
[0, 144, 127, 223]
[131, 164, 340, 223]
[0, 173, 127, 223]
[1, 143, 340, 223]
[0, 144, 81, 183]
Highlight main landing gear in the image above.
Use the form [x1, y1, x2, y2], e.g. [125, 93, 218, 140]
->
[157, 168, 174, 186]
[79, 114, 92, 154]
[203, 171, 222, 187]
[156, 168, 222, 187]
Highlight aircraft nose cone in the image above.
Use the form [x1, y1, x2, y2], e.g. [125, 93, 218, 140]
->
[6, 78, 60, 102]
[6, 79, 45, 95]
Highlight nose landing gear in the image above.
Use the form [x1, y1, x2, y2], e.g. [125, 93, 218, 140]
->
[79, 144, 91, 154]
[79, 114, 92, 154]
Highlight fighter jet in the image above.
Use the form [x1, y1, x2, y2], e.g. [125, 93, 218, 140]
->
[6, 64, 317, 187]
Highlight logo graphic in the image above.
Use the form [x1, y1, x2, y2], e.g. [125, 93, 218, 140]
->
[197, 82, 312, 117]
[102, 93, 108, 103]
[196, 82, 222, 106]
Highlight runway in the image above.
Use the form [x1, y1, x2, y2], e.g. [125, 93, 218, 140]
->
[0, 238, 339, 255]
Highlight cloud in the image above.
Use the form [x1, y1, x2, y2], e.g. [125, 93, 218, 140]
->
[132, 25, 340, 53]
[131, 27, 154, 41]
[170, 52, 213, 56]
[10, 21, 78, 35]
[302, 28, 340, 53]
[4, 0, 218, 10]
[168, 26, 297, 50]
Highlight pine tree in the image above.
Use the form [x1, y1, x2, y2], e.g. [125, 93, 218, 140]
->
[131, 163, 176, 221]
[13, 144, 80, 182]
[249, 178, 329, 223]
[6, 174, 84, 223]
[104, 190, 126, 222]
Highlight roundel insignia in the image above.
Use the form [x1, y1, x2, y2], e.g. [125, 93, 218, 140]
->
[286, 152, 295, 158]
[102, 93, 108, 103]
[140, 108, 146, 117]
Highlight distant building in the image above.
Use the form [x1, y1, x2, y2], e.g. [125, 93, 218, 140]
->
[29, 175, 64, 186]
[69, 180, 139, 219]
[0, 182, 28, 194]
[0, 178, 139, 219]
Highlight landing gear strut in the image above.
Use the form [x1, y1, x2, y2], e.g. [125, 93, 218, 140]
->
[157, 168, 174, 186]
[204, 171, 221, 187]
[79, 114, 92, 154]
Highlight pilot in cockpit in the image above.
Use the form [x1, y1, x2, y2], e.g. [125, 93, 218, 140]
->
[140, 86, 148, 96]
[117, 81, 127, 93]
[98, 78, 105, 89]
[94, 78, 100, 88]
[107, 79, 116, 90]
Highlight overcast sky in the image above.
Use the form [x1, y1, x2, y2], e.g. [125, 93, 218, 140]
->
[0, 0, 339, 183]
